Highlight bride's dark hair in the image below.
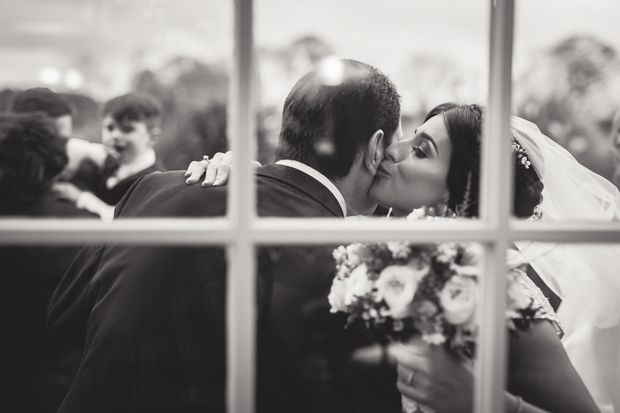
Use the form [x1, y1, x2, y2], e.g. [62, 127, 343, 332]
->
[423, 103, 543, 218]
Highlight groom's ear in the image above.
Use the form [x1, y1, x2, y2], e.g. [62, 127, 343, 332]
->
[364, 129, 385, 175]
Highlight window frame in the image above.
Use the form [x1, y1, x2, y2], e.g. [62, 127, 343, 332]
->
[1, 1, 620, 412]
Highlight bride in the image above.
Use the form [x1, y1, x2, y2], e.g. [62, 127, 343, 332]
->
[186, 103, 616, 412]
[372, 103, 618, 413]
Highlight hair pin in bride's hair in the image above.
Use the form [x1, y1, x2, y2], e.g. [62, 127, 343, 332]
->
[528, 205, 543, 221]
[511, 139, 532, 169]
[455, 172, 472, 217]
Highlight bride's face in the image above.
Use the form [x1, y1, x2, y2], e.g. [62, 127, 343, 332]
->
[369, 115, 452, 216]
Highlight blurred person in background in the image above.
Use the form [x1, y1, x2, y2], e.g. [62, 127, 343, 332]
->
[58, 92, 166, 221]
[0, 113, 97, 413]
[611, 108, 620, 188]
[8, 87, 109, 184]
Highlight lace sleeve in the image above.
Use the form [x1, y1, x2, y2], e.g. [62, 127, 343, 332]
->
[516, 270, 564, 337]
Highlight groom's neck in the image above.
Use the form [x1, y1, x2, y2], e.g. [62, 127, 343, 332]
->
[333, 174, 375, 217]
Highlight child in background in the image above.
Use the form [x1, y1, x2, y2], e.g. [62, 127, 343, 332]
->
[62, 93, 165, 220]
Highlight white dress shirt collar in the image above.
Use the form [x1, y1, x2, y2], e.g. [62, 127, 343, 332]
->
[275, 160, 347, 217]
[106, 148, 157, 190]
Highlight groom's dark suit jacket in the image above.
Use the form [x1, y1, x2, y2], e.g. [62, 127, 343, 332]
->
[47, 164, 344, 413]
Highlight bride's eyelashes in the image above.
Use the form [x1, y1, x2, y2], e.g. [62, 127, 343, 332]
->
[411, 146, 427, 158]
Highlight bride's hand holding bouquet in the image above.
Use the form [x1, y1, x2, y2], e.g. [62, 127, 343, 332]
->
[392, 336, 474, 413]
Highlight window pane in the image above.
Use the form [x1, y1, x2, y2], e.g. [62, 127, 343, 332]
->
[2, 242, 94, 411]
[514, 0, 620, 187]
[0, 0, 232, 219]
[255, 0, 489, 219]
[511, 241, 620, 413]
[257, 242, 489, 413]
[256, 240, 610, 413]
[257, 244, 400, 412]
[3, 243, 231, 412]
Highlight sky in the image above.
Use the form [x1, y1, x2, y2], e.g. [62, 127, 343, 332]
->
[0, 0, 618, 100]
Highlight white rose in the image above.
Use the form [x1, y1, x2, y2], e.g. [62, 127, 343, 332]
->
[344, 264, 373, 306]
[346, 243, 364, 267]
[387, 242, 411, 260]
[407, 207, 427, 220]
[439, 275, 479, 325]
[328, 276, 348, 313]
[507, 278, 531, 311]
[460, 243, 484, 267]
[375, 265, 425, 319]
[436, 242, 458, 263]
[332, 245, 347, 262]
[451, 243, 484, 278]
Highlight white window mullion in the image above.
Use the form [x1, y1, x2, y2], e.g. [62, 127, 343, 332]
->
[511, 220, 620, 243]
[2, 219, 620, 246]
[476, 0, 515, 412]
[228, 0, 256, 412]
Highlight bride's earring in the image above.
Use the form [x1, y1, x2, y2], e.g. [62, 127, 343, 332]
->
[455, 172, 473, 217]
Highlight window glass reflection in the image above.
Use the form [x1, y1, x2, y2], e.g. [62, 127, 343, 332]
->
[514, 0, 620, 187]
[1, 0, 232, 219]
[3, 243, 230, 412]
[255, 241, 606, 413]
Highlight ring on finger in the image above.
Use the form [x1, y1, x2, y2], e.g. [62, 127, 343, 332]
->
[406, 369, 416, 385]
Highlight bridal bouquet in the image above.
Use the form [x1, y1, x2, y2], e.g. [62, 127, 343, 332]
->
[328, 208, 538, 412]
[329, 241, 535, 351]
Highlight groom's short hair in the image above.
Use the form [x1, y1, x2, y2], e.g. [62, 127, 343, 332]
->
[275, 59, 400, 180]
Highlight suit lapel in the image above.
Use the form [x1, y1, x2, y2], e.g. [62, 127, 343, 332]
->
[257, 164, 344, 218]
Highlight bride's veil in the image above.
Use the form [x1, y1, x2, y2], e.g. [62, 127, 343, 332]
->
[511, 117, 620, 329]
[511, 116, 620, 413]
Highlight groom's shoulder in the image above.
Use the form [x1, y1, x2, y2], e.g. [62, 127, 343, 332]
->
[138, 170, 191, 187]
[255, 163, 343, 218]
[134, 170, 217, 198]
[116, 170, 227, 218]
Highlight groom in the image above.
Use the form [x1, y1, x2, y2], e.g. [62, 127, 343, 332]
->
[47, 59, 402, 413]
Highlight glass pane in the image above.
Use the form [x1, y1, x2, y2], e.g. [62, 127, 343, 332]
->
[2, 242, 230, 412]
[508, 241, 620, 413]
[2, 242, 93, 411]
[0, 0, 232, 219]
[513, 0, 620, 201]
[256, 240, 613, 413]
[254, 0, 489, 219]
[257, 243, 499, 413]
[256, 244, 400, 412]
